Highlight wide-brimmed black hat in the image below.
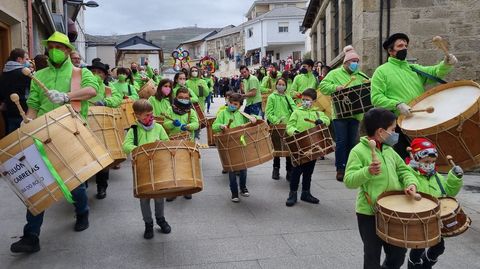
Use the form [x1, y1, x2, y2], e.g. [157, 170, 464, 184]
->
[383, 33, 409, 50]
[87, 60, 108, 75]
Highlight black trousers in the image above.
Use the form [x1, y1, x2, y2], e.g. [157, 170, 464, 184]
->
[393, 126, 410, 160]
[409, 237, 445, 263]
[357, 213, 407, 269]
[273, 157, 293, 171]
[96, 169, 110, 189]
[289, 160, 316, 192]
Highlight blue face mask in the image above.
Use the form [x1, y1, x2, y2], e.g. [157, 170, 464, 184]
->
[349, 62, 359, 72]
[228, 105, 237, 112]
[177, 99, 190, 105]
[24, 61, 30, 68]
[383, 130, 399, 147]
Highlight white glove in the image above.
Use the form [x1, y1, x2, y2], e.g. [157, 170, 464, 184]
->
[47, 90, 69, 105]
[444, 54, 458, 65]
[451, 165, 463, 178]
[408, 159, 419, 169]
[396, 103, 412, 117]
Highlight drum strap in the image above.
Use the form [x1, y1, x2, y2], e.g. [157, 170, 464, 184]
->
[131, 125, 138, 146]
[357, 72, 370, 80]
[70, 67, 82, 112]
[434, 173, 447, 196]
[128, 84, 132, 96]
[410, 66, 447, 84]
[284, 96, 294, 113]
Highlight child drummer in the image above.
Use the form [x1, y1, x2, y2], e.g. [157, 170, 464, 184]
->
[212, 93, 258, 202]
[285, 88, 330, 207]
[122, 99, 171, 239]
[405, 138, 463, 269]
[344, 108, 419, 269]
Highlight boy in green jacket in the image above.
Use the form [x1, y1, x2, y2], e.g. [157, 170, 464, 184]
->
[122, 99, 171, 239]
[213, 93, 257, 202]
[344, 107, 419, 269]
[285, 89, 330, 207]
[265, 78, 297, 181]
[405, 138, 463, 269]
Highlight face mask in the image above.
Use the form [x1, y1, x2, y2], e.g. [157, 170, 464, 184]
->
[299, 68, 308, 74]
[419, 162, 436, 175]
[24, 61, 30, 68]
[140, 114, 154, 127]
[276, 85, 286, 93]
[191, 71, 198, 77]
[382, 130, 399, 147]
[161, 86, 171, 96]
[118, 74, 127, 82]
[396, 49, 408, 61]
[260, 70, 266, 75]
[178, 79, 186, 86]
[48, 48, 67, 64]
[228, 105, 237, 112]
[302, 100, 312, 108]
[177, 99, 190, 105]
[132, 69, 138, 74]
[349, 62, 359, 72]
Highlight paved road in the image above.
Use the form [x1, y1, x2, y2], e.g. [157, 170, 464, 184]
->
[1, 98, 479, 269]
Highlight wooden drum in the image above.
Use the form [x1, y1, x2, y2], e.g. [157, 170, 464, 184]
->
[169, 131, 191, 141]
[0, 105, 113, 215]
[138, 79, 156, 99]
[398, 80, 480, 173]
[284, 125, 335, 167]
[331, 82, 372, 118]
[270, 124, 289, 157]
[132, 140, 203, 198]
[214, 120, 273, 172]
[87, 106, 127, 165]
[193, 102, 207, 129]
[120, 99, 136, 129]
[375, 191, 441, 249]
[439, 197, 471, 237]
[207, 117, 216, 147]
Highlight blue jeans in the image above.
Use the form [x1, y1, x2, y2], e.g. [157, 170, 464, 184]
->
[244, 102, 261, 116]
[5, 117, 23, 135]
[23, 183, 89, 237]
[229, 170, 247, 194]
[205, 93, 212, 112]
[333, 118, 360, 171]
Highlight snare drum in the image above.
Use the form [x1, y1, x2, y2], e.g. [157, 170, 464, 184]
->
[375, 191, 441, 249]
[284, 125, 335, 166]
[138, 79, 156, 99]
[132, 140, 203, 198]
[398, 80, 480, 172]
[270, 124, 289, 157]
[439, 197, 471, 237]
[331, 82, 372, 118]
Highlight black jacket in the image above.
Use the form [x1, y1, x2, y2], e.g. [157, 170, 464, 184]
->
[0, 61, 30, 118]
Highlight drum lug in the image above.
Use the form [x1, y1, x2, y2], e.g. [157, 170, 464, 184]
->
[44, 138, 52, 144]
[73, 131, 80, 136]
[19, 156, 26, 161]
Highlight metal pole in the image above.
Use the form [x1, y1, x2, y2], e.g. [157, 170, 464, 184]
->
[64, 0, 68, 34]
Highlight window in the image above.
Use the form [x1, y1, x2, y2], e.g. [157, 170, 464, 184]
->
[298, 21, 304, 32]
[332, 0, 340, 56]
[276, 53, 280, 60]
[247, 28, 254, 38]
[278, 22, 289, 33]
[216, 40, 221, 49]
[344, 0, 353, 45]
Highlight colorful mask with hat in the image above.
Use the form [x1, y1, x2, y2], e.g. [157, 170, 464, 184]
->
[409, 138, 438, 176]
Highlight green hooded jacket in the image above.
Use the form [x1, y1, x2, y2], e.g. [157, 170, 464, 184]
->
[212, 109, 254, 133]
[163, 107, 199, 140]
[290, 72, 318, 95]
[265, 91, 297, 125]
[122, 122, 169, 154]
[286, 107, 330, 136]
[173, 85, 199, 103]
[410, 168, 462, 198]
[111, 81, 139, 101]
[186, 78, 210, 111]
[148, 96, 172, 117]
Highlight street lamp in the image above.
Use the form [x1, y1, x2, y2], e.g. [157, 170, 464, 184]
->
[63, 0, 99, 34]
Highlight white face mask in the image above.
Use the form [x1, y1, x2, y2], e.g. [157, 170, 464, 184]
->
[302, 100, 312, 108]
[276, 85, 286, 93]
[419, 162, 435, 174]
[191, 71, 198, 77]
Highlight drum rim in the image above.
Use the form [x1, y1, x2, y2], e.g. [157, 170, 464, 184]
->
[375, 191, 440, 216]
[398, 80, 480, 135]
[213, 120, 268, 136]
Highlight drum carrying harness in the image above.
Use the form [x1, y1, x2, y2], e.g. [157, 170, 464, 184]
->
[410, 66, 447, 84]
[433, 173, 447, 197]
[131, 125, 138, 146]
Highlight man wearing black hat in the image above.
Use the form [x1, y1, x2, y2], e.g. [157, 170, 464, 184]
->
[87, 60, 123, 199]
[370, 33, 457, 158]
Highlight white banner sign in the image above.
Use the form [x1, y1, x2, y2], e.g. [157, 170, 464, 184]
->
[1, 144, 56, 199]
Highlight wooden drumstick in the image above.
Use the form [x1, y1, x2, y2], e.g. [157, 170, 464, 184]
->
[161, 113, 174, 121]
[22, 68, 49, 94]
[343, 75, 356, 88]
[432, 36, 449, 57]
[368, 140, 378, 163]
[406, 147, 415, 160]
[446, 155, 456, 167]
[407, 188, 422, 201]
[304, 118, 316, 124]
[410, 106, 434, 114]
[226, 118, 234, 128]
[10, 94, 30, 123]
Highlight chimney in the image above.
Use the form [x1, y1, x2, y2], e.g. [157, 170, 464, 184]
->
[142, 32, 147, 40]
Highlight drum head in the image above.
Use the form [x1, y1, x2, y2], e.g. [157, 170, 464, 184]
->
[439, 197, 458, 217]
[400, 84, 480, 131]
[377, 194, 438, 213]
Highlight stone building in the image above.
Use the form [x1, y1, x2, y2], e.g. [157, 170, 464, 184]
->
[303, 0, 480, 81]
[115, 35, 163, 70]
[205, 25, 245, 77]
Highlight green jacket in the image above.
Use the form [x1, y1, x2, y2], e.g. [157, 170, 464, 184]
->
[242, 75, 262, 106]
[122, 122, 169, 154]
[286, 107, 330, 136]
[148, 96, 172, 117]
[344, 137, 419, 215]
[90, 81, 123, 108]
[173, 85, 199, 103]
[186, 78, 210, 111]
[163, 107, 199, 140]
[203, 77, 214, 93]
[212, 109, 252, 133]
[111, 81, 139, 100]
[265, 92, 297, 124]
[132, 65, 154, 89]
[260, 74, 280, 94]
[27, 58, 98, 119]
[290, 72, 318, 95]
[319, 66, 368, 121]
[410, 169, 462, 198]
[371, 57, 452, 114]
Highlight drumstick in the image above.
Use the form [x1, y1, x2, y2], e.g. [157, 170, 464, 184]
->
[368, 140, 378, 163]
[446, 155, 456, 167]
[304, 118, 316, 124]
[226, 119, 233, 128]
[22, 68, 49, 94]
[410, 106, 434, 114]
[161, 113, 174, 121]
[406, 147, 415, 160]
[10, 94, 30, 123]
[343, 76, 356, 88]
[432, 36, 449, 57]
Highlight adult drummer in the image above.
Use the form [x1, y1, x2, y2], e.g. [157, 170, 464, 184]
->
[319, 45, 369, 182]
[371, 33, 457, 159]
[240, 65, 262, 116]
[11, 31, 98, 253]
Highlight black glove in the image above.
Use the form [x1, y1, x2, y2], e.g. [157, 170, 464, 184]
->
[315, 119, 323, 125]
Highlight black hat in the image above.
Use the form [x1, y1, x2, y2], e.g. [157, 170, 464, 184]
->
[383, 33, 409, 50]
[87, 60, 108, 75]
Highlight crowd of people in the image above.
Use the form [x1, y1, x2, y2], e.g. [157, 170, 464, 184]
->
[0, 30, 467, 269]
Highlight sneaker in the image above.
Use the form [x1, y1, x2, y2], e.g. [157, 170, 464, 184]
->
[144, 222, 154, 239]
[300, 191, 319, 204]
[240, 188, 250, 197]
[156, 217, 171, 234]
[286, 191, 297, 207]
[74, 211, 89, 232]
[10, 235, 40, 253]
[96, 186, 107, 200]
[231, 193, 240, 203]
[272, 167, 280, 180]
